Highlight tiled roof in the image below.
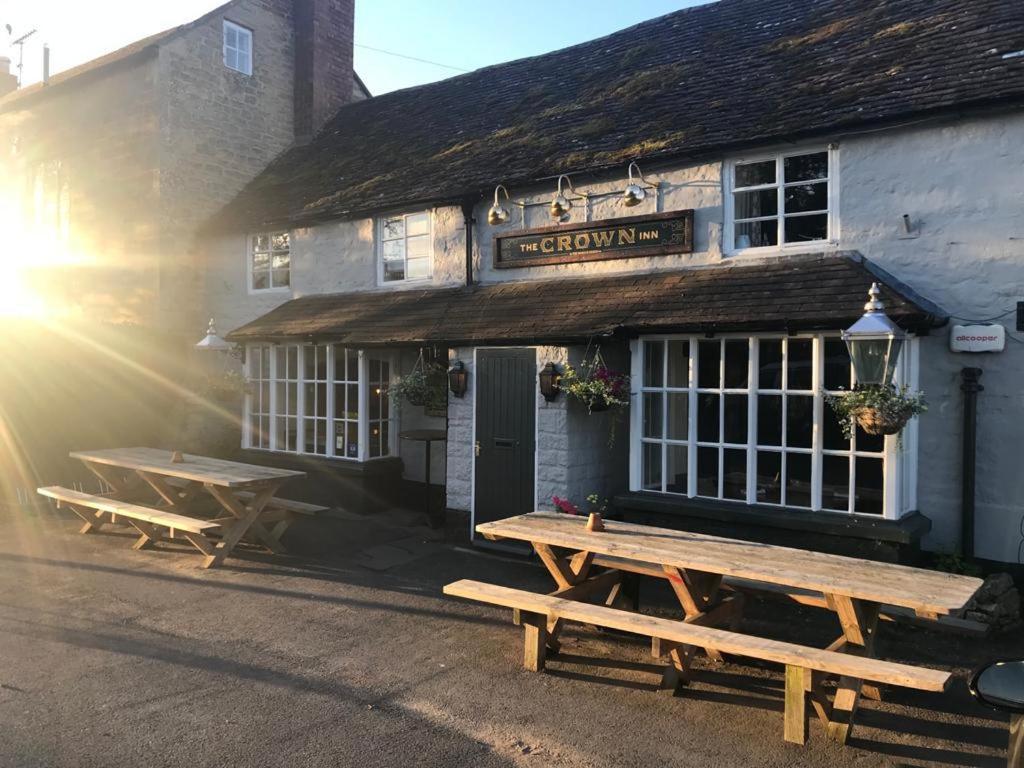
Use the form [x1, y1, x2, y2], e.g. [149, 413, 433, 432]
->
[216, 0, 1024, 230]
[225, 253, 947, 345]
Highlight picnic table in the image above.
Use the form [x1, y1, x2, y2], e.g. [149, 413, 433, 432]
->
[39, 447, 309, 568]
[448, 511, 983, 746]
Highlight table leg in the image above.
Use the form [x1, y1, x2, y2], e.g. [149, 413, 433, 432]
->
[822, 594, 881, 744]
[532, 543, 600, 651]
[203, 482, 284, 567]
[662, 565, 732, 663]
[1009, 713, 1023, 768]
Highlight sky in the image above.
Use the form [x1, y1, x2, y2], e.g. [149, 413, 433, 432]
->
[0, 0, 707, 95]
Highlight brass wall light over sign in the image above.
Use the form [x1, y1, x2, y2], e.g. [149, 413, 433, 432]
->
[448, 360, 468, 398]
[550, 175, 583, 221]
[488, 185, 511, 226]
[622, 161, 657, 207]
[538, 362, 561, 402]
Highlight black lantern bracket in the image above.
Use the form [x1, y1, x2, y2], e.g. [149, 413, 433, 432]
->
[539, 362, 561, 402]
[448, 360, 468, 398]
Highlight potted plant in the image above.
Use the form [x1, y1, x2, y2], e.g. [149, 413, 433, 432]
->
[560, 354, 630, 414]
[825, 384, 927, 438]
[552, 493, 610, 531]
[391, 353, 448, 411]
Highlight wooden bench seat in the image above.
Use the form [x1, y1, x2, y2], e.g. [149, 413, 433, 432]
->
[235, 491, 327, 515]
[444, 579, 952, 745]
[37, 486, 220, 556]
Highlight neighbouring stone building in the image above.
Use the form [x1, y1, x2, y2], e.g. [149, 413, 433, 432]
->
[0, 0, 367, 334]
[202, 0, 1024, 566]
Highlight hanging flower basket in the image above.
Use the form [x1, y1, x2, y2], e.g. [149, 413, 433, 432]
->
[560, 350, 630, 415]
[825, 385, 927, 439]
[391, 352, 448, 411]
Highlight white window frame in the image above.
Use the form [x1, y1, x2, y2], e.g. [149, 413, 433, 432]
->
[628, 332, 917, 521]
[247, 232, 291, 294]
[724, 146, 840, 256]
[243, 344, 396, 462]
[376, 211, 433, 286]
[223, 20, 253, 76]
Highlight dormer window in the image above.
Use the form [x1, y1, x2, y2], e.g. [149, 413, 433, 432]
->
[223, 20, 253, 76]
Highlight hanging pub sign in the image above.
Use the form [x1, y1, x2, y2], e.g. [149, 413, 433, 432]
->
[493, 210, 694, 269]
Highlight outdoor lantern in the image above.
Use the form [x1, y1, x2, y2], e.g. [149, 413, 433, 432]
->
[550, 175, 577, 221]
[622, 161, 654, 207]
[488, 185, 511, 226]
[195, 318, 232, 352]
[538, 362, 561, 402]
[842, 283, 907, 387]
[448, 360, 468, 398]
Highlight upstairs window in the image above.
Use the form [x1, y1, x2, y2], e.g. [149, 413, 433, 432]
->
[249, 232, 290, 292]
[726, 148, 835, 254]
[378, 211, 431, 283]
[223, 20, 253, 75]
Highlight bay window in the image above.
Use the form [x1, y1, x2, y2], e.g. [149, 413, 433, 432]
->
[245, 344, 394, 461]
[631, 333, 916, 518]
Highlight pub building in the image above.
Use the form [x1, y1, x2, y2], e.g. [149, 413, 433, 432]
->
[204, 0, 1024, 565]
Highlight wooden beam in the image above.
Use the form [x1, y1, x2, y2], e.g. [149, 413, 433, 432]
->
[784, 665, 808, 745]
[827, 675, 863, 744]
[522, 612, 547, 672]
[1010, 713, 1023, 768]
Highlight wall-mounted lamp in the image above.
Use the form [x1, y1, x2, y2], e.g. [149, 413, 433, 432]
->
[622, 161, 656, 207]
[842, 283, 907, 387]
[448, 360, 468, 398]
[550, 175, 582, 221]
[488, 185, 511, 226]
[538, 362, 561, 402]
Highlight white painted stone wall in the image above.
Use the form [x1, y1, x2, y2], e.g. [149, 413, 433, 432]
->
[207, 109, 1024, 562]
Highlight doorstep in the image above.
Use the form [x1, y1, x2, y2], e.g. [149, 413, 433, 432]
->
[612, 492, 931, 564]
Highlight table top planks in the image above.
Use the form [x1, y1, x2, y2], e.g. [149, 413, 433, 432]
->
[70, 447, 305, 488]
[477, 512, 983, 617]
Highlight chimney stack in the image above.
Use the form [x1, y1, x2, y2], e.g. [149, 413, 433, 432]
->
[0, 57, 16, 97]
[293, 0, 355, 143]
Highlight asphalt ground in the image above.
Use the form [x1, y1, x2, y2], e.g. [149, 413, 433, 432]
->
[0, 505, 1016, 767]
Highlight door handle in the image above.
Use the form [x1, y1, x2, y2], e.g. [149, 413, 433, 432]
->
[474, 441, 481, 457]
[493, 438, 516, 449]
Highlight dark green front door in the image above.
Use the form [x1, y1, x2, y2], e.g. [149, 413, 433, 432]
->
[474, 348, 536, 535]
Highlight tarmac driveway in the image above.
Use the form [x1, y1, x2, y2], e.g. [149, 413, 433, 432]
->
[0, 505, 1013, 767]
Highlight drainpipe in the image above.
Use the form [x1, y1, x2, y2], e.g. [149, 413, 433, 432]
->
[461, 200, 475, 286]
[960, 367, 983, 558]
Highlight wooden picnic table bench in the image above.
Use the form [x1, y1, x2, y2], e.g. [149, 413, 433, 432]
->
[456, 511, 983, 746]
[445, 579, 952, 745]
[41, 447, 308, 568]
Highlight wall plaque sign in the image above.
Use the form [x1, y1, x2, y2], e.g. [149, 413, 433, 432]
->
[493, 210, 694, 269]
[950, 324, 1006, 353]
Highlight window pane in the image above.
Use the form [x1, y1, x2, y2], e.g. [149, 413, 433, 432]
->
[382, 216, 404, 239]
[666, 393, 688, 440]
[757, 394, 782, 446]
[696, 447, 718, 497]
[756, 451, 782, 504]
[225, 25, 237, 47]
[724, 340, 748, 388]
[758, 339, 783, 389]
[406, 258, 429, 280]
[667, 340, 689, 387]
[271, 252, 290, 270]
[698, 341, 720, 388]
[784, 182, 828, 214]
[383, 260, 405, 281]
[347, 421, 359, 458]
[288, 347, 298, 378]
[734, 188, 777, 219]
[252, 270, 268, 290]
[735, 219, 777, 249]
[822, 455, 850, 511]
[855, 457, 884, 515]
[643, 341, 663, 387]
[642, 443, 662, 491]
[346, 384, 359, 419]
[786, 395, 813, 449]
[271, 232, 289, 251]
[723, 449, 746, 501]
[697, 393, 719, 442]
[347, 351, 359, 382]
[787, 339, 813, 390]
[823, 406, 851, 450]
[735, 159, 775, 188]
[723, 394, 747, 444]
[406, 212, 429, 236]
[783, 152, 828, 182]
[786, 453, 812, 507]
[642, 393, 663, 439]
[666, 445, 687, 494]
[784, 213, 828, 244]
[303, 383, 315, 416]
[316, 383, 326, 417]
[824, 338, 851, 391]
[252, 251, 270, 269]
[406, 235, 429, 258]
[272, 269, 290, 288]
[855, 423, 884, 454]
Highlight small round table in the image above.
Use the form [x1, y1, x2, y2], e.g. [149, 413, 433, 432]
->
[399, 429, 447, 528]
[969, 659, 1024, 767]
